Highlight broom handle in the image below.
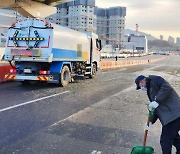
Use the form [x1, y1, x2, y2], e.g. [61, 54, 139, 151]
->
[143, 116, 151, 147]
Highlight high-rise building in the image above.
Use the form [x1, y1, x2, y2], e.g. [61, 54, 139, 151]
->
[95, 7, 126, 48]
[160, 35, 163, 41]
[168, 36, 174, 44]
[176, 37, 180, 47]
[46, 0, 96, 32]
[45, 0, 126, 48]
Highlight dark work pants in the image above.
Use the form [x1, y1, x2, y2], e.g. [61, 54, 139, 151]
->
[160, 117, 180, 154]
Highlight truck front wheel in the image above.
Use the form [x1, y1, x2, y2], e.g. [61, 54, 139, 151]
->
[59, 66, 71, 87]
[89, 64, 97, 79]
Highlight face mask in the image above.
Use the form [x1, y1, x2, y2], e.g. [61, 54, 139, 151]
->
[141, 86, 147, 91]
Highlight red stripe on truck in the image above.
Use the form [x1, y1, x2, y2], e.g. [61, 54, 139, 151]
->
[43, 76, 48, 81]
[41, 36, 50, 48]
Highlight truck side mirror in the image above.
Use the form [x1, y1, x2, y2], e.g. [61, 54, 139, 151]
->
[99, 40, 102, 51]
[96, 39, 102, 51]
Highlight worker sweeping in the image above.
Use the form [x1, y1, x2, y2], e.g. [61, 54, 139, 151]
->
[135, 75, 180, 154]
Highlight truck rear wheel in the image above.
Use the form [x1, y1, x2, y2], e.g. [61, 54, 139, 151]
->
[59, 66, 71, 87]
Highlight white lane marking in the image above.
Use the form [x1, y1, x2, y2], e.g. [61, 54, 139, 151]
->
[91, 150, 102, 154]
[91, 150, 97, 154]
[50, 106, 92, 127]
[0, 91, 70, 113]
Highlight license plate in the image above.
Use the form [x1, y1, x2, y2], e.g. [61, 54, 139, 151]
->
[24, 69, 32, 73]
[11, 49, 40, 57]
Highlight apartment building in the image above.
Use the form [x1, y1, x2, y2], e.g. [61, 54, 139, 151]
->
[46, 0, 96, 32]
[45, 0, 126, 48]
[95, 7, 126, 48]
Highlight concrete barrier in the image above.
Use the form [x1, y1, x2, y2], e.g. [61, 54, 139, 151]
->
[100, 57, 168, 70]
[0, 55, 168, 83]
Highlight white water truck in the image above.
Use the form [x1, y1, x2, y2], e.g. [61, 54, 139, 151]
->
[2, 18, 102, 86]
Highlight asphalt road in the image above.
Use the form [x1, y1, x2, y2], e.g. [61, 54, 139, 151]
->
[0, 55, 180, 154]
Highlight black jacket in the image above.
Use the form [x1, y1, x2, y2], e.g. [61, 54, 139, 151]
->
[146, 75, 180, 126]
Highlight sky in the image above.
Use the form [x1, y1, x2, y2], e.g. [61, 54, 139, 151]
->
[96, 0, 180, 41]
